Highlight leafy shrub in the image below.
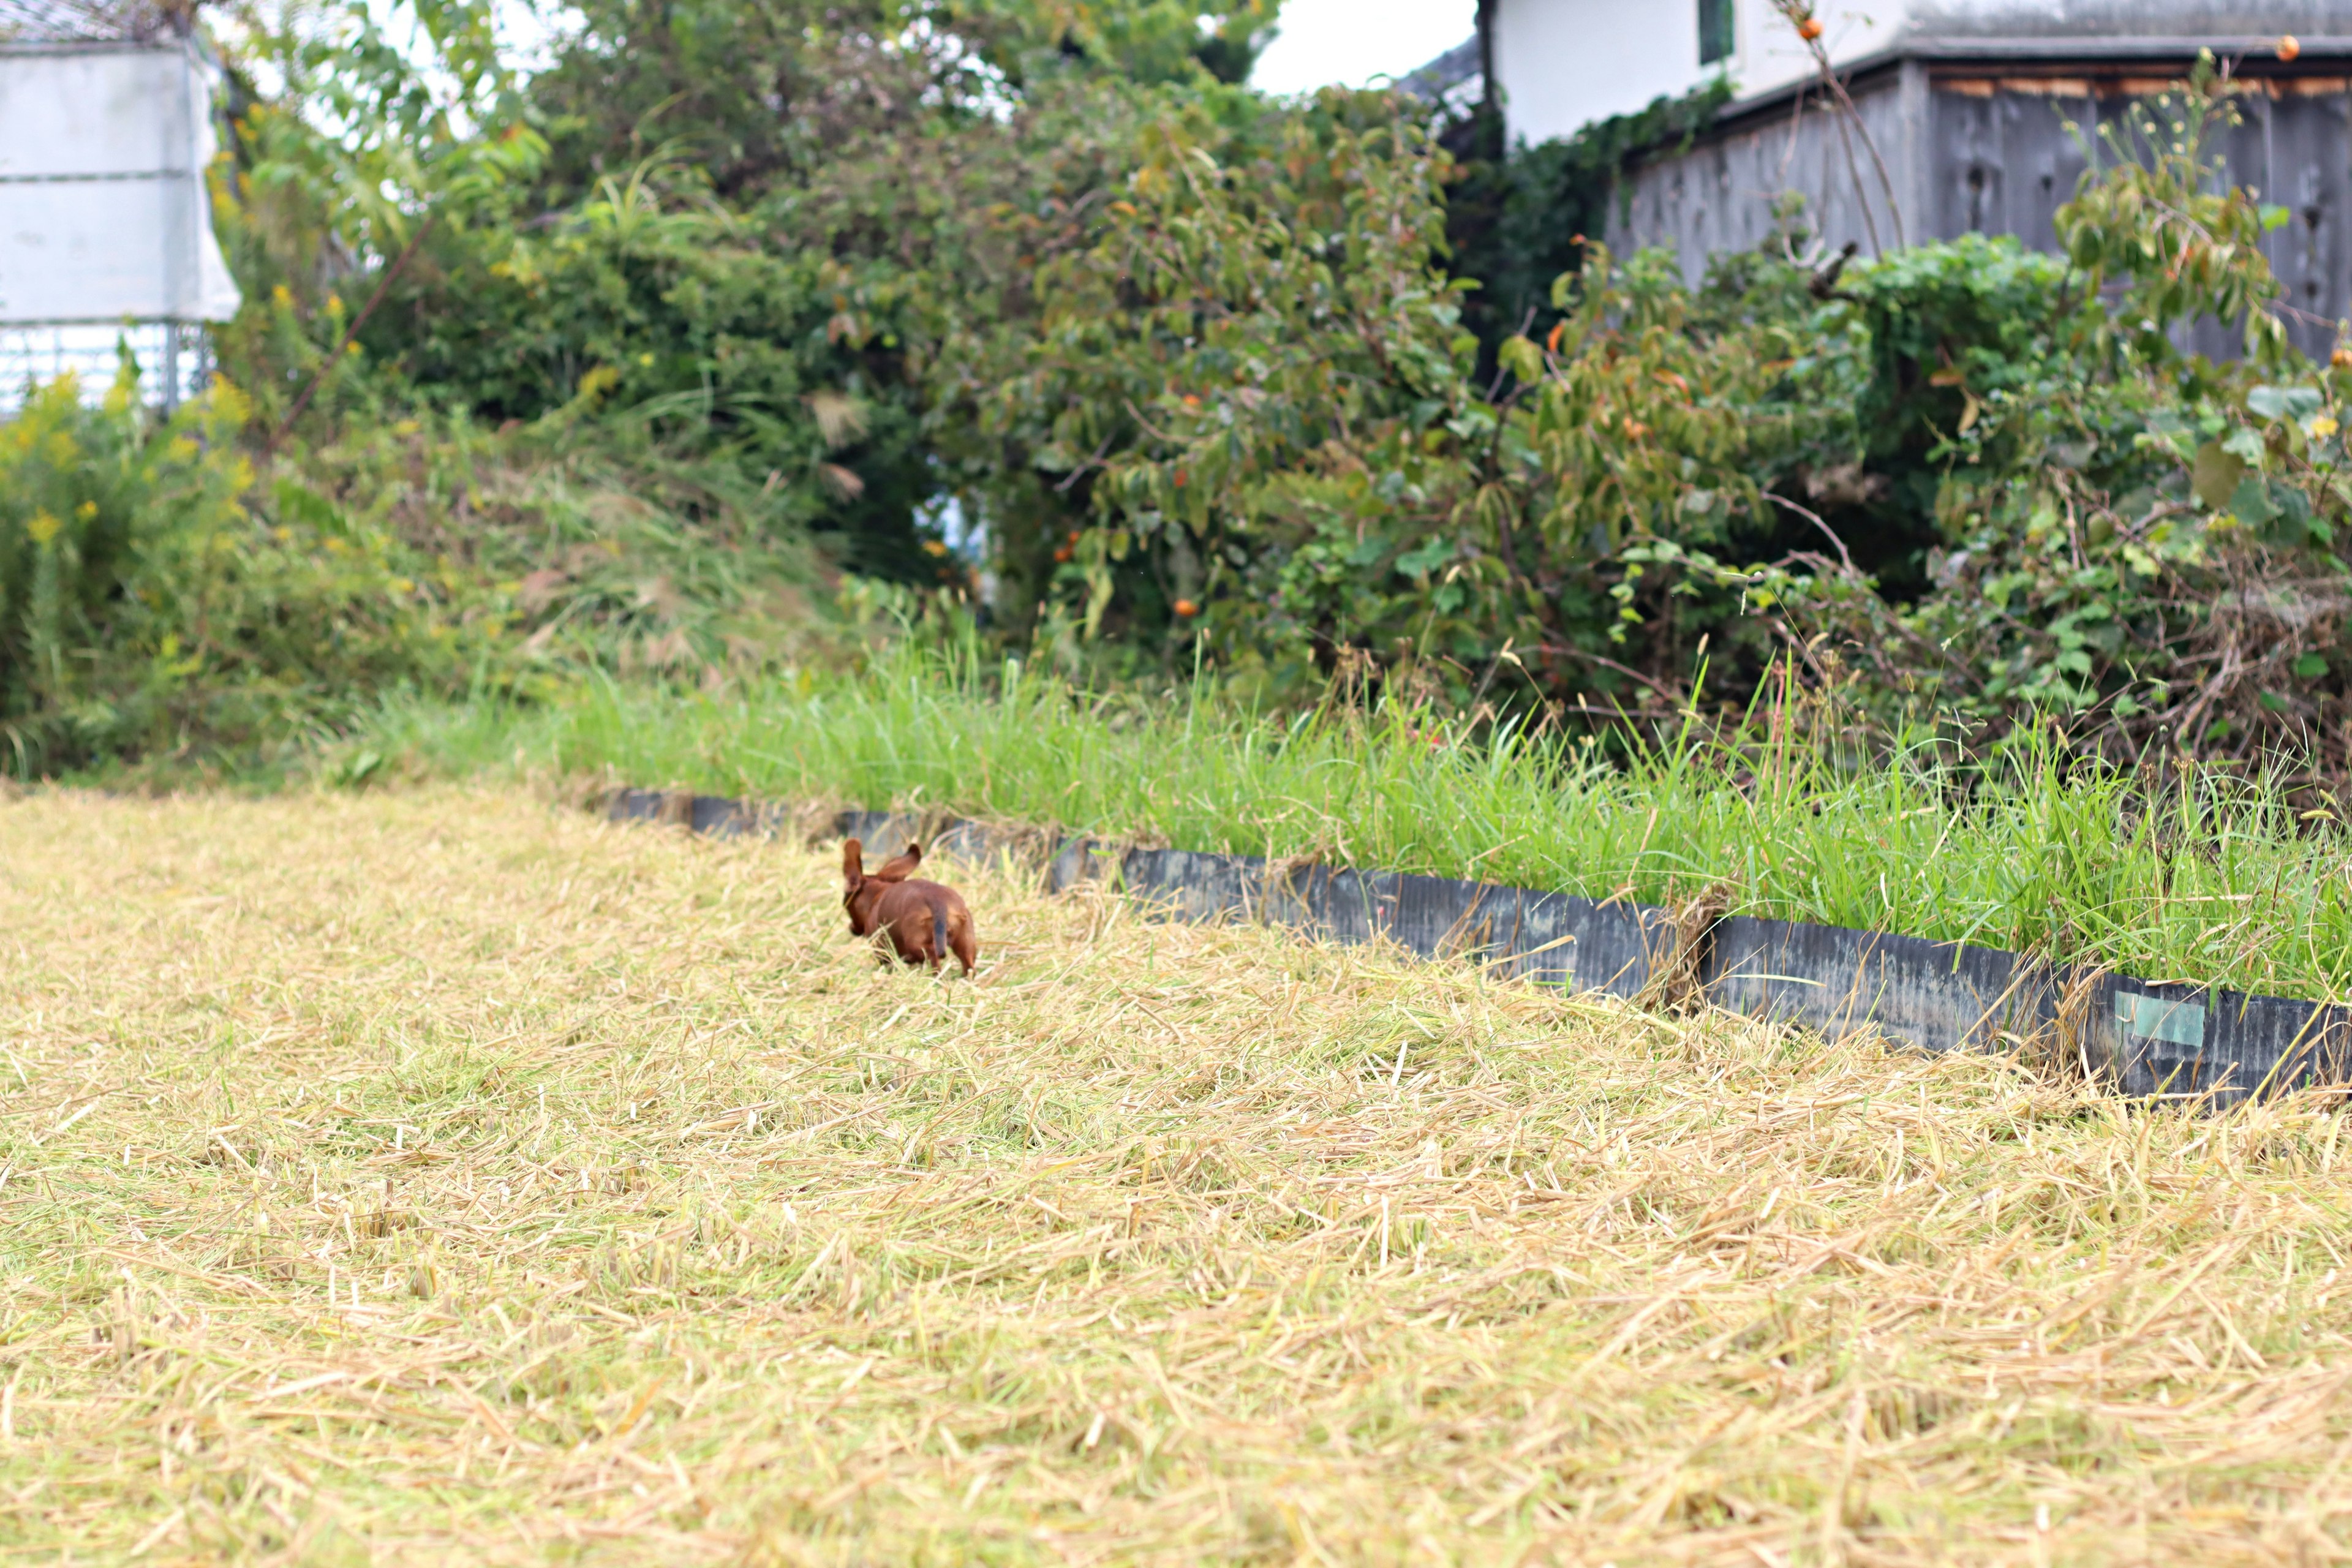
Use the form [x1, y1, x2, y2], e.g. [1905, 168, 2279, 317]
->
[1762, 69, 2352, 772]
[25, 2, 2349, 781]
[1442, 78, 1738, 361]
[0, 356, 842, 777]
[990, 105, 1835, 704]
[977, 56, 2352, 775]
[0, 370, 480, 774]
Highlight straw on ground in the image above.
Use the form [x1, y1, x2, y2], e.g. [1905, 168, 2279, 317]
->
[1, 787, 2348, 1563]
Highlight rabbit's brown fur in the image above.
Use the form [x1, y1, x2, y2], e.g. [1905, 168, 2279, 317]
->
[841, 839, 978, 974]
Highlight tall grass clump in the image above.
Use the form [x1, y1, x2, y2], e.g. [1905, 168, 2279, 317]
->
[364, 644, 2352, 1002]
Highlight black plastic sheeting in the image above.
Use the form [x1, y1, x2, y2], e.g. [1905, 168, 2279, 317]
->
[608, 788, 2352, 1107]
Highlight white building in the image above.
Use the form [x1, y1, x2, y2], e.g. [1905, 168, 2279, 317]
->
[0, 0, 243, 408]
[1490, 2, 2349, 148]
[1484, 1, 2352, 355]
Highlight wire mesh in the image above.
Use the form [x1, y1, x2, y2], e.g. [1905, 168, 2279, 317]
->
[0, 321, 211, 413]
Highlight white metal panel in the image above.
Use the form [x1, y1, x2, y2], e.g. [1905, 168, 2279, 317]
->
[0, 179, 180, 318]
[0, 40, 239, 326]
[0, 48, 189, 177]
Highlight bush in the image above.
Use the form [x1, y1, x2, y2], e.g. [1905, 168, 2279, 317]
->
[21, 9, 2348, 781]
[0, 369, 483, 774]
[0, 357, 843, 778]
[987, 58, 2352, 775]
[1762, 69, 2352, 773]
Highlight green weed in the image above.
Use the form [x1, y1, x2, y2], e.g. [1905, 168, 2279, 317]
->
[361, 647, 2352, 1001]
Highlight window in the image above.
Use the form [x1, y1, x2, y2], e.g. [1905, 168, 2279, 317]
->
[1699, 0, 1735, 66]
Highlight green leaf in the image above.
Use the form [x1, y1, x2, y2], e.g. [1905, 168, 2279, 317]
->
[2191, 442, 2245, 509]
[1498, 334, 1544, 383]
[2247, 385, 2323, 422]
[2229, 477, 2281, 527]
[1395, 538, 1453, 578]
[2296, 653, 2330, 680]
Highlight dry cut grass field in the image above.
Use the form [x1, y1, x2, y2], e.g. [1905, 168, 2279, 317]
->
[3, 788, 2352, 1565]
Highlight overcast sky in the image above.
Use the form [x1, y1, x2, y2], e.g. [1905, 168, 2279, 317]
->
[1248, 0, 1478, 96]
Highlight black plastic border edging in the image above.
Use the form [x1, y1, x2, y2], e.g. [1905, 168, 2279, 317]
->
[605, 788, 2352, 1109]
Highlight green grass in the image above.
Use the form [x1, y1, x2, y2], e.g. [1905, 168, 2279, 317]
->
[358, 649, 2352, 1003]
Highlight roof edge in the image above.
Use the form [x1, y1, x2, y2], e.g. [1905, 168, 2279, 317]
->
[1686, 36, 2352, 141]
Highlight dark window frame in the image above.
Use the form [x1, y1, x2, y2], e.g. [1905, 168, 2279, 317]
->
[1699, 0, 1735, 66]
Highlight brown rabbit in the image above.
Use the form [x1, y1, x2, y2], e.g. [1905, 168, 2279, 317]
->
[841, 839, 978, 975]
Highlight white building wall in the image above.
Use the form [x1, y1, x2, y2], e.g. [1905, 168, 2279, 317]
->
[0, 40, 240, 407]
[0, 44, 241, 325]
[1491, 0, 2342, 149]
[1491, 0, 1920, 148]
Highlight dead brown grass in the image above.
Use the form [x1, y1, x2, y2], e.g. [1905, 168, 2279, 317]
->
[2, 786, 2351, 1564]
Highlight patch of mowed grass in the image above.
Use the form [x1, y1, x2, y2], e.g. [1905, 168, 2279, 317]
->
[367, 648, 2352, 1001]
[5, 790, 2352, 1561]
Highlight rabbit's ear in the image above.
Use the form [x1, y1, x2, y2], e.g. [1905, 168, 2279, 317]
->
[874, 842, 921, 882]
[842, 838, 865, 886]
